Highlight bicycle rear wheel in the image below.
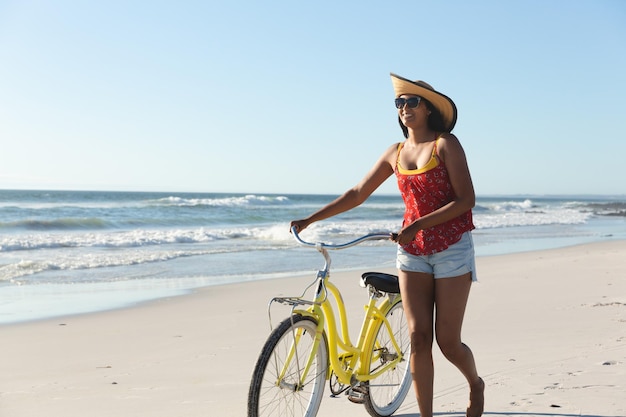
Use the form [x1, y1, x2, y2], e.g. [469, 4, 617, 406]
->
[363, 299, 412, 417]
[248, 315, 328, 417]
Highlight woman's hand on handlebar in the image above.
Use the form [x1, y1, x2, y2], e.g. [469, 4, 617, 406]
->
[290, 219, 309, 234]
[391, 224, 418, 245]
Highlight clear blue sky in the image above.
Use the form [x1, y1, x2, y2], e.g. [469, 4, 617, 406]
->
[1, 1, 624, 196]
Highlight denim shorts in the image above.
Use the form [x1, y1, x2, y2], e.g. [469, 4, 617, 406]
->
[396, 232, 477, 281]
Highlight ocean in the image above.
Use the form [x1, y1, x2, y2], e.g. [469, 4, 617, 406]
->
[1, 189, 625, 324]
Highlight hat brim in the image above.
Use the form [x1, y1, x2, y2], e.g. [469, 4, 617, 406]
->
[390, 73, 457, 132]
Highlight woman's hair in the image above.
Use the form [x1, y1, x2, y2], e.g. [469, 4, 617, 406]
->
[397, 99, 448, 138]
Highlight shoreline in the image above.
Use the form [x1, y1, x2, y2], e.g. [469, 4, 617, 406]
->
[2, 235, 625, 325]
[2, 240, 625, 416]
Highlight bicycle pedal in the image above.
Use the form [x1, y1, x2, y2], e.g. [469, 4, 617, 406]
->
[347, 386, 367, 404]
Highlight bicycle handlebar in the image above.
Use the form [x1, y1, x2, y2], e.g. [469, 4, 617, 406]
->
[291, 226, 395, 250]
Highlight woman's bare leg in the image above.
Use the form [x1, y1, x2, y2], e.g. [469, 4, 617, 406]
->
[399, 270, 435, 417]
[434, 273, 483, 416]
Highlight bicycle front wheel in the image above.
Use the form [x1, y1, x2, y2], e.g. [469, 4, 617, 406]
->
[248, 315, 328, 417]
[363, 299, 412, 417]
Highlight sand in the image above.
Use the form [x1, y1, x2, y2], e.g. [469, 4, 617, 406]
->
[1, 240, 625, 417]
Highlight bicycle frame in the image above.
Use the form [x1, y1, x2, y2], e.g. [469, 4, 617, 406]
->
[269, 228, 404, 390]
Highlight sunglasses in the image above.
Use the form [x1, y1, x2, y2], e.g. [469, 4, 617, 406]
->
[394, 97, 421, 109]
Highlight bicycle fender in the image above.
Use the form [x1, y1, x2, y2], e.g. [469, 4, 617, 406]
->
[292, 308, 320, 321]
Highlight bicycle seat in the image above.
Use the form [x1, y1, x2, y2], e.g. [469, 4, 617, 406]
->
[361, 272, 400, 294]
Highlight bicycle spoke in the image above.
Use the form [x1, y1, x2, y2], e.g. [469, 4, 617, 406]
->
[364, 300, 412, 417]
[249, 316, 327, 417]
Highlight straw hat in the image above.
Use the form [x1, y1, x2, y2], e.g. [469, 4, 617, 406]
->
[390, 73, 457, 132]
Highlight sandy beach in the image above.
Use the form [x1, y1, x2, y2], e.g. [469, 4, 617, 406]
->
[1, 241, 625, 417]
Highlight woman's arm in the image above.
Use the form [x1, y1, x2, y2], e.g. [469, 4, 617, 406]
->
[290, 143, 398, 233]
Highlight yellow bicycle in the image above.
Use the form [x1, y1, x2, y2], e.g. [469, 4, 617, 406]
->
[247, 227, 411, 417]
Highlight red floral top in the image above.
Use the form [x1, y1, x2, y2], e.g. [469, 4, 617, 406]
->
[395, 139, 474, 255]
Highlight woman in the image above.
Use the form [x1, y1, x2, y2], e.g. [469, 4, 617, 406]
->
[290, 73, 484, 417]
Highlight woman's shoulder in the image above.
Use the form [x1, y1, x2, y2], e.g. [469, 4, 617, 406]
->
[436, 133, 466, 160]
[377, 141, 403, 165]
[436, 132, 463, 149]
[383, 141, 403, 154]
[437, 132, 459, 143]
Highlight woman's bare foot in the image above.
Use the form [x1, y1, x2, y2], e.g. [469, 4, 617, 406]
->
[466, 377, 484, 417]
